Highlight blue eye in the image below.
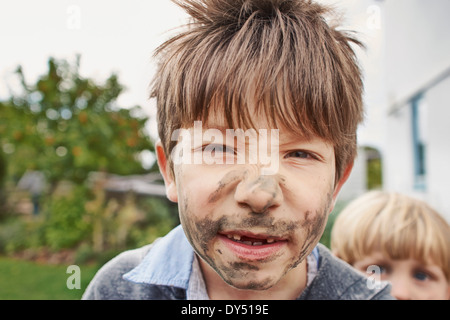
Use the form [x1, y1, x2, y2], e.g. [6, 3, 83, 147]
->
[223, 145, 235, 154]
[285, 151, 311, 159]
[378, 265, 388, 274]
[204, 144, 235, 154]
[413, 271, 429, 281]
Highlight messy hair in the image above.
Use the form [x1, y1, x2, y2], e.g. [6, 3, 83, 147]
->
[331, 191, 450, 281]
[152, 0, 364, 181]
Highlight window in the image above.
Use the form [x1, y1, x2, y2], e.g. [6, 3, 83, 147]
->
[411, 94, 427, 190]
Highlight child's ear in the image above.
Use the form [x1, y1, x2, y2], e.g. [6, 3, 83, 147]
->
[329, 161, 354, 213]
[155, 141, 178, 203]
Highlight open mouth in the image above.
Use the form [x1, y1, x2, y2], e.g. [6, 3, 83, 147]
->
[218, 231, 287, 261]
[223, 233, 281, 246]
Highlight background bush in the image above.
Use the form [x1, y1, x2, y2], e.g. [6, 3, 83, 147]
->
[42, 185, 92, 251]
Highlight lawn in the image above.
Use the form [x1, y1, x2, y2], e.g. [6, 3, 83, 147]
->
[0, 256, 100, 300]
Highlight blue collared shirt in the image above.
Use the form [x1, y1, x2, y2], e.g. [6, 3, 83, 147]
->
[123, 225, 194, 289]
[83, 224, 394, 300]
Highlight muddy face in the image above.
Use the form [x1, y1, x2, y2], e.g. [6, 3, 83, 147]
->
[168, 121, 340, 291]
[177, 166, 333, 290]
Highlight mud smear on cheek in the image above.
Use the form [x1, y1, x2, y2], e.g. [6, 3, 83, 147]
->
[286, 193, 332, 272]
[207, 170, 243, 204]
[293, 211, 326, 266]
[182, 213, 220, 263]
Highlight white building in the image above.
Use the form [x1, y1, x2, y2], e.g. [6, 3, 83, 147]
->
[340, 0, 450, 222]
[382, 0, 450, 222]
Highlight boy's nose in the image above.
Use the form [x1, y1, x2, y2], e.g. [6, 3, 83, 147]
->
[234, 173, 283, 214]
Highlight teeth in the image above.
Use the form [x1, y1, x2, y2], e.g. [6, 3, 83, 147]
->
[225, 234, 278, 245]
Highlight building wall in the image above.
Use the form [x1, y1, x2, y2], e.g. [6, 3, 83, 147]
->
[383, 0, 450, 221]
[384, 0, 450, 104]
[383, 105, 415, 194]
[424, 76, 450, 220]
[338, 147, 367, 203]
[383, 76, 450, 222]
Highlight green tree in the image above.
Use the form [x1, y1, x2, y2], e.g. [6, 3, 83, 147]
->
[0, 56, 154, 186]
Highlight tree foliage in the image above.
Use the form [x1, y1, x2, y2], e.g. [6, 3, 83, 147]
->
[0, 56, 154, 186]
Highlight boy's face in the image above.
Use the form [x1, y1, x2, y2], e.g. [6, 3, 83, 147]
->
[353, 252, 450, 300]
[158, 112, 350, 291]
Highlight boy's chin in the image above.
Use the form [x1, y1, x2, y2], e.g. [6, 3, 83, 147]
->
[219, 269, 280, 291]
[227, 280, 276, 291]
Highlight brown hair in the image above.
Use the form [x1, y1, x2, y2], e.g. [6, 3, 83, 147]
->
[152, 0, 364, 181]
[331, 191, 450, 281]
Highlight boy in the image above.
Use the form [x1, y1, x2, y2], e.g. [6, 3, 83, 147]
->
[331, 191, 450, 300]
[83, 0, 393, 300]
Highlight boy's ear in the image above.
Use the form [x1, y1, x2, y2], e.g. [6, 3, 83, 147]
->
[155, 141, 178, 203]
[329, 161, 354, 213]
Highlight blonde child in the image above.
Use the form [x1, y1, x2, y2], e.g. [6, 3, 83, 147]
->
[331, 191, 450, 300]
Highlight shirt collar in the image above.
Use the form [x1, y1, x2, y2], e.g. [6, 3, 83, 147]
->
[123, 225, 194, 289]
[187, 255, 210, 300]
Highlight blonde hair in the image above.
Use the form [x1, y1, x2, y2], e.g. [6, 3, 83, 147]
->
[331, 191, 450, 281]
[152, 0, 364, 182]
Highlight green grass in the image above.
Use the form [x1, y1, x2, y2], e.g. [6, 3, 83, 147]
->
[0, 256, 100, 300]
